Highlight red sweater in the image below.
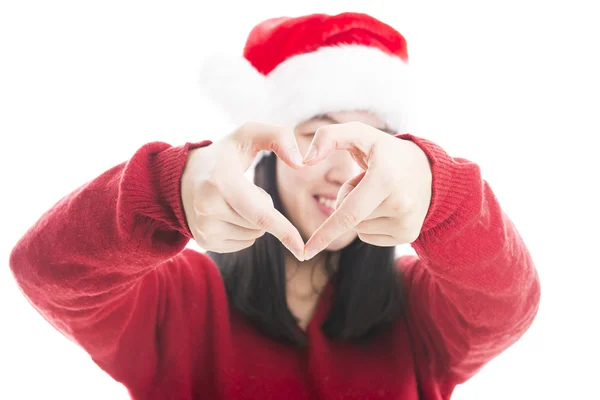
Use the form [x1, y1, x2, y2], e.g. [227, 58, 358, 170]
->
[9, 134, 540, 400]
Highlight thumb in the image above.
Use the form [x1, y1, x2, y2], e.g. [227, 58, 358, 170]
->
[335, 171, 366, 209]
[269, 130, 304, 169]
[233, 122, 304, 170]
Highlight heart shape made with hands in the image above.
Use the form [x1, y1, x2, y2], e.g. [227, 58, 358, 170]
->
[258, 121, 431, 262]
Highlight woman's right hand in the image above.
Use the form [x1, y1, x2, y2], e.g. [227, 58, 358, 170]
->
[181, 122, 306, 261]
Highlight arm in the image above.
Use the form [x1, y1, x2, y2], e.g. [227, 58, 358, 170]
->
[396, 133, 541, 387]
[9, 140, 211, 387]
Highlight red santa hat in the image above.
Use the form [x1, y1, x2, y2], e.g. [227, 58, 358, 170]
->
[199, 12, 412, 134]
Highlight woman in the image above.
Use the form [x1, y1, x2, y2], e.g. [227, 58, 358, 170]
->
[9, 12, 540, 400]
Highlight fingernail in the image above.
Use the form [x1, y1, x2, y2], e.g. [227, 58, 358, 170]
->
[292, 151, 304, 166]
[289, 246, 305, 261]
[303, 145, 317, 163]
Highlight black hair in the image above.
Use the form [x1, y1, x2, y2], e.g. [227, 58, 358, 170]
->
[207, 152, 405, 347]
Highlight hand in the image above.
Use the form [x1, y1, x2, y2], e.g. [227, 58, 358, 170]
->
[302, 122, 433, 260]
[181, 122, 307, 261]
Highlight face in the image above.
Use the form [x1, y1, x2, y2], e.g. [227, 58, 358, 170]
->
[276, 110, 390, 251]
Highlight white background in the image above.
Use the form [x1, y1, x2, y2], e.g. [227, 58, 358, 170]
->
[1, 1, 599, 399]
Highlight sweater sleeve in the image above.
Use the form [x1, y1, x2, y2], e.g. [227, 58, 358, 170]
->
[395, 134, 541, 388]
[8, 139, 212, 388]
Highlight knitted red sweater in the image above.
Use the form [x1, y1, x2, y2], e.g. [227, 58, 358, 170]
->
[9, 134, 540, 400]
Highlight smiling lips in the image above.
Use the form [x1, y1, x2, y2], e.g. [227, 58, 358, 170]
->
[314, 195, 336, 216]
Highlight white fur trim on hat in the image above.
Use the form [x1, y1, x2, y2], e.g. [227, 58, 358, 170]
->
[199, 45, 413, 134]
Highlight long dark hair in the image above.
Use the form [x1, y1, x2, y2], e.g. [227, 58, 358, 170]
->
[207, 152, 405, 347]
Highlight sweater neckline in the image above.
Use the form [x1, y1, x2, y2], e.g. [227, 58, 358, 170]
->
[303, 280, 335, 335]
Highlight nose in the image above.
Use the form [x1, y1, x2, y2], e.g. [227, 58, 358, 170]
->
[323, 150, 361, 185]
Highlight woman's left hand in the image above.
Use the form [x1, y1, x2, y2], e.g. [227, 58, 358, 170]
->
[302, 122, 433, 260]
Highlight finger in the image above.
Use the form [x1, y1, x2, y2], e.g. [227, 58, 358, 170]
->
[195, 175, 275, 230]
[362, 195, 411, 219]
[220, 199, 265, 230]
[357, 233, 398, 247]
[359, 215, 422, 244]
[362, 205, 396, 219]
[304, 169, 390, 260]
[226, 223, 265, 241]
[223, 174, 305, 260]
[199, 219, 265, 241]
[302, 122, 384, 167]
[195, 194, 260, 230]
[192, 223, 257, 252]
[338, 182, 405, 220]
[235, 121, 304, 169]
[355, 217, 397, 235]
[208, 239, 257, 253]
[222, 222, 264, 241]
[335, 171, 366, 209]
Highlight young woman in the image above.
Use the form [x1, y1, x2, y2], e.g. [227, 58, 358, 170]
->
[9, 12, 540, 400]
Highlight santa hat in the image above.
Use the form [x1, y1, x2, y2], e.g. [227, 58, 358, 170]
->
[199, 12, 412, 138]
